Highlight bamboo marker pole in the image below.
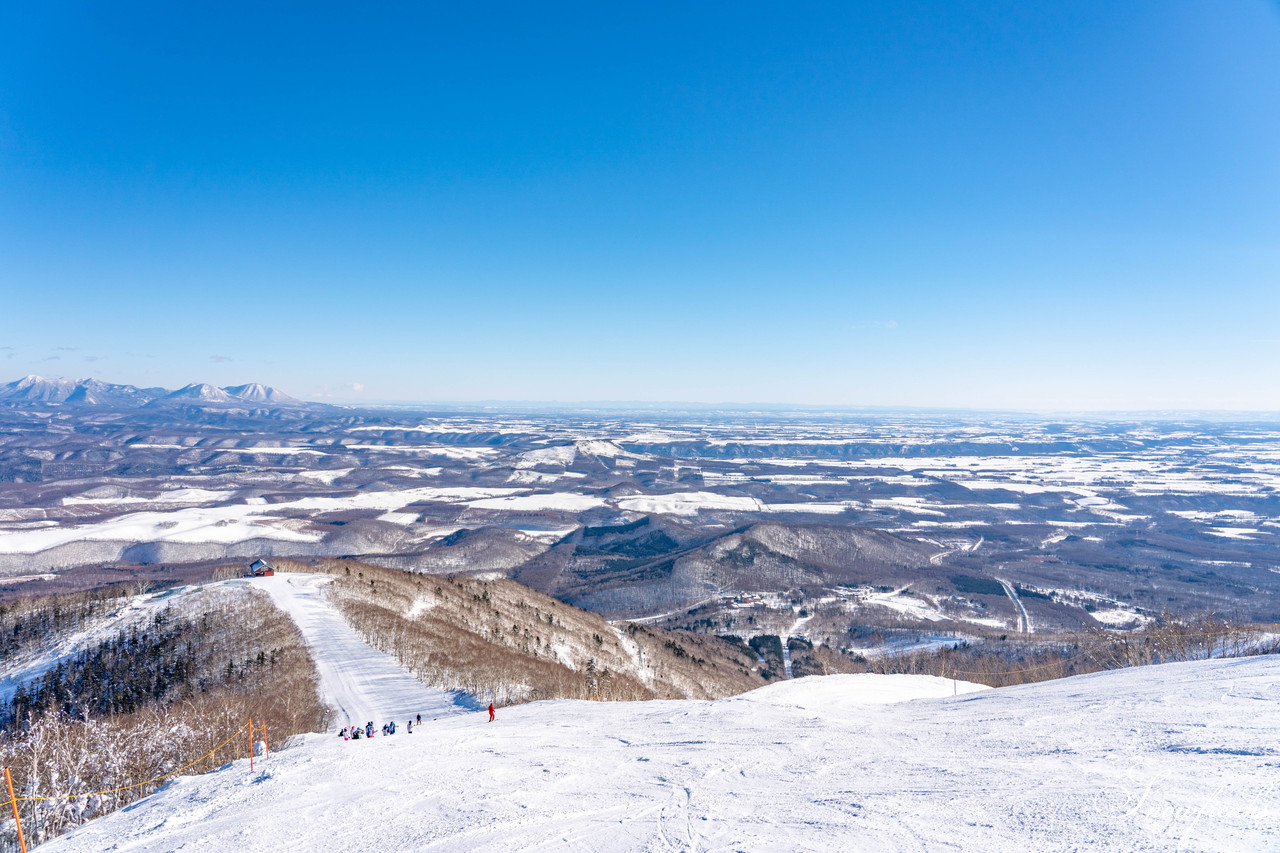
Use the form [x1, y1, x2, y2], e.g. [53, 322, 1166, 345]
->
[4, 767, 28, 853]
[261, 721, 270, 759]
[247, 718, 254, 772]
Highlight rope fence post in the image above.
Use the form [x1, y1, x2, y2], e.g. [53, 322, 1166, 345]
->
[247, 718, 254, 773]
[4, 767, 28, 853]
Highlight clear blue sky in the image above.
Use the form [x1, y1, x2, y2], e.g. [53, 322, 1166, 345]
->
[2, 1, 1278, 409]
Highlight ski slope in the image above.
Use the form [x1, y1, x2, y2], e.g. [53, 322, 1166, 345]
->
[37, 653, 1280, 852]
[249, 573, 475, 727]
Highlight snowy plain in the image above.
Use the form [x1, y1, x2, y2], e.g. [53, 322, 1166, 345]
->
[32, 575, 1280, 853]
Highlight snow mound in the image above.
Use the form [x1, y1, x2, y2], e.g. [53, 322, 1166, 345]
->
[514, 445, 577, 468]
[575, 439, 644, 459]
[736, 672, 989, 708]
[222, 383, 301, 404]
[157, 383, 238, 404]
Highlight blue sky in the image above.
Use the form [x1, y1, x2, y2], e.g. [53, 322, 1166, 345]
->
[2, 1, 1278, 409]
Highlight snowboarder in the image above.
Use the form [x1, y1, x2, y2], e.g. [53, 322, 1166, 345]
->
[416, 713, 422, 724]
[488, 703, 496, 722]
[407, 720, 413, 734]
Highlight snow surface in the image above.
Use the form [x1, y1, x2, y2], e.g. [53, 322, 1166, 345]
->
[61, 487, 238, 506]
[515, 445, 577, 468]
[0, 505, 324, 552]
[737, 672, 988, 707]
[467, 493, 608, 512]
[575, 439, 645, 460]
[249, 574, 474, 728]
[859, 587, 952, 623]
[0, 485, 550, 555]
[616, 491, 764, 515]
[343, 444, 500, 460]
[32, 581, 1280, 852]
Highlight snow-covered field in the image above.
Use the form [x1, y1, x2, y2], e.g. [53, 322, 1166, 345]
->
[34, 576, 1280, 852]
[617, 491, 765, 515]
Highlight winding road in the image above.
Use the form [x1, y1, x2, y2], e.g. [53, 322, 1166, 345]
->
[997, 578, 1032, 634]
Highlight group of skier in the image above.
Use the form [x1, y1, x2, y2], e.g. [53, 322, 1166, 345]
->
[340, 718, 413, 740]
[341, 706, 496, 740]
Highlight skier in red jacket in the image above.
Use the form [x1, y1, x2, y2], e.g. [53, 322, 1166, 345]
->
[488, 703, 495, 722]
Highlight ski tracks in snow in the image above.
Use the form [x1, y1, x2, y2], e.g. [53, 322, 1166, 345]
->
[251, 573, 472, 728]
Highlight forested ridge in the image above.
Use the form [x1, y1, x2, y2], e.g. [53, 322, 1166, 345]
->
[0, 585, 328, 851]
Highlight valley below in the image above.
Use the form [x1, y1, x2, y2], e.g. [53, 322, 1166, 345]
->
[3, 379, 1279, 663]
[2, 380, 1279, 851]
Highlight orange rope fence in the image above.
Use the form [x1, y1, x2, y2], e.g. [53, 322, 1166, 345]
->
[3, 717, 273, 847]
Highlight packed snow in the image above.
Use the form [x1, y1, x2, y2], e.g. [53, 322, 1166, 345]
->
[249, 574, 474, 727]
[31, 576, 1280, 852]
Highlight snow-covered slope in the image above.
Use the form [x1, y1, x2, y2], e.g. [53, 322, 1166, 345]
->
[0, 375, 157, 406]
[0, 375, 81, 402]
[151, 383, 240, 405]
[35, 633, 1279, 853]
[0, 375, 307, 408]
[223, 383, 301, 405]
[250, 573, 476, 725]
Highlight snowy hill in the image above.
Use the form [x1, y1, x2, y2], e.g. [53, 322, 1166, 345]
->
[34, 577, 1280, 853]
[222, 383, 302, 405]
[149, 383, 241, 405]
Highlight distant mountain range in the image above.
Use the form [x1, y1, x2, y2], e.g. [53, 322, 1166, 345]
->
[0, 375, 306, 408]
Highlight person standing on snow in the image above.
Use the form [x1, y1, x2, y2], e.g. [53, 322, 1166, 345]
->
[488, 703, 496, 722]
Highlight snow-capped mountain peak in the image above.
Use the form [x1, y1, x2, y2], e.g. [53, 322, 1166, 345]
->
[222, 383, 301, 405]
[1, 375, 315, 410]
[0, 374, 81, 402]
[160, 383, 240, 404]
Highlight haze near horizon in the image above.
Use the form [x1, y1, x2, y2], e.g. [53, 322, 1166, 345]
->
[2, 1, 1278, 410]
